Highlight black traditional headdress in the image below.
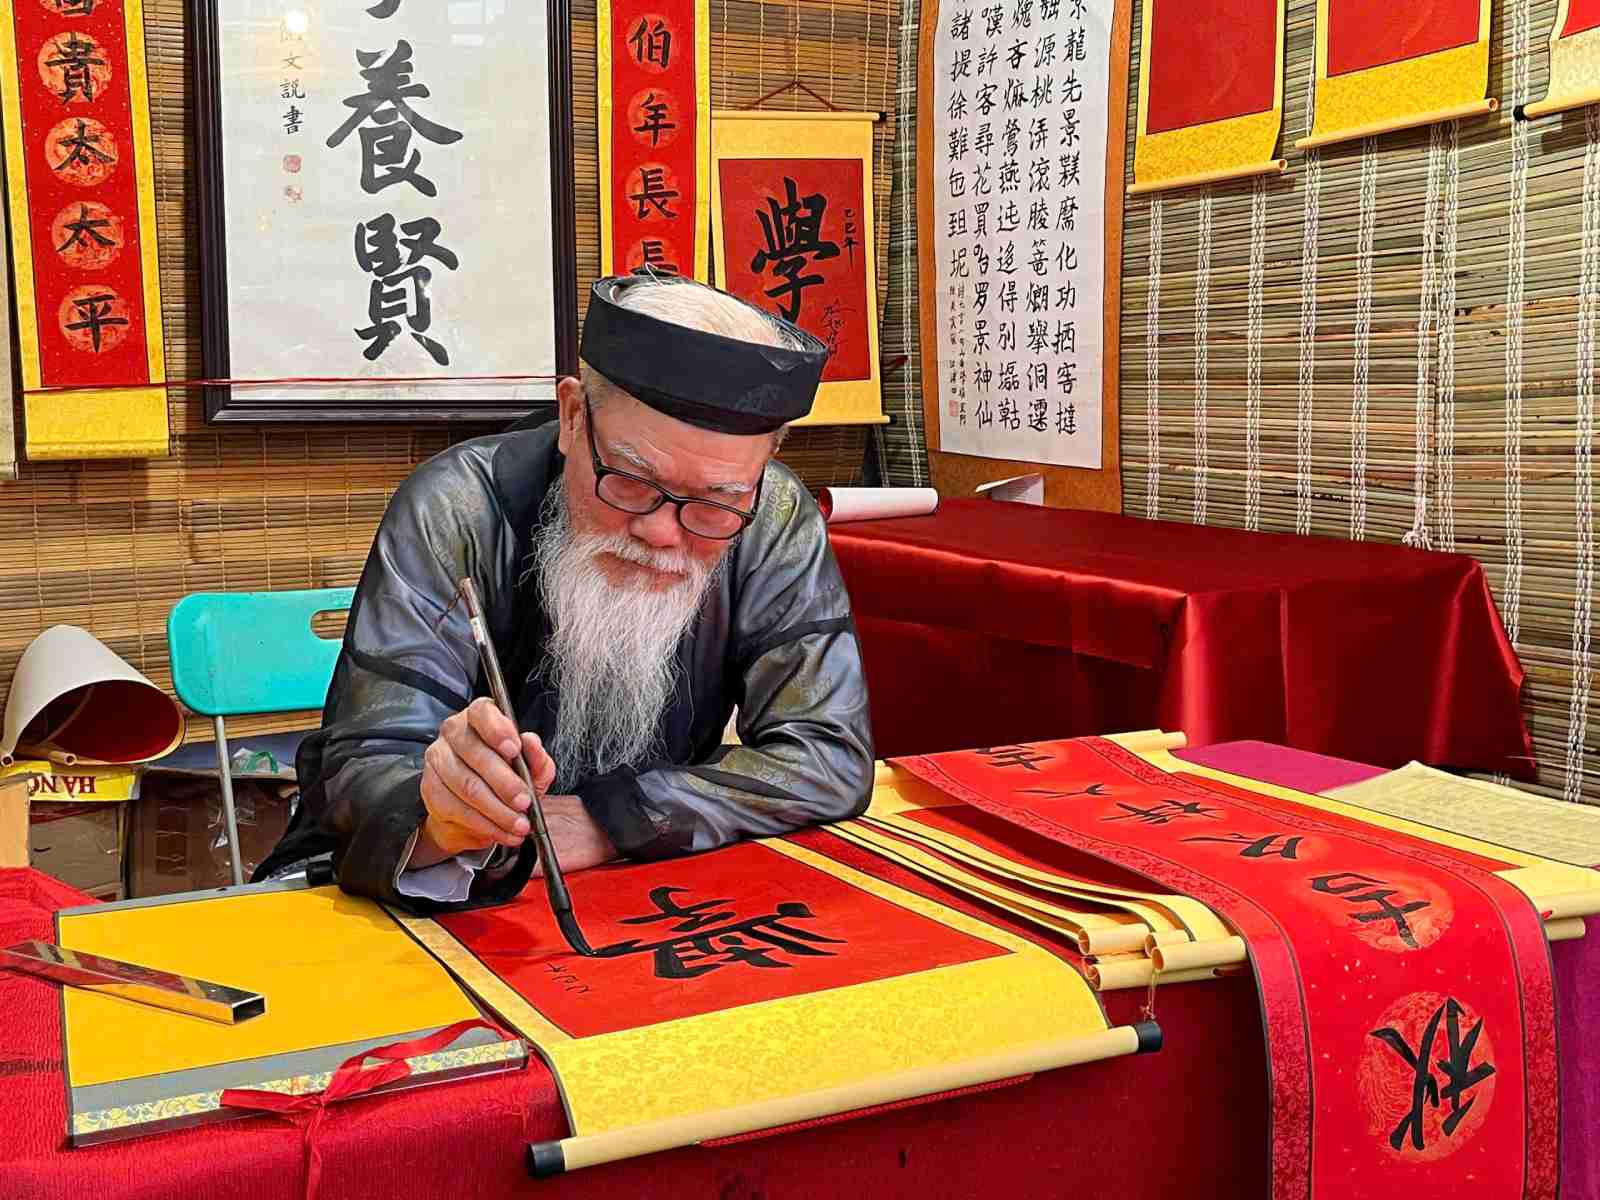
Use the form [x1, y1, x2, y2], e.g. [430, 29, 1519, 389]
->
[578, 274, 830, 435]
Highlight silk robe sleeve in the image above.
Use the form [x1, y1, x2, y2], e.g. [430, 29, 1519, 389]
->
[296, 442, 528, 908]
[574, 468, 876, 857]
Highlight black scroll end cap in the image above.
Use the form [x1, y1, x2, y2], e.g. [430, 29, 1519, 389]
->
[526, 1140, 567, 1178]
[1133, 1020, 1163, 1054]
[1513, 103, 1529, 122]
[305, 859, 335, 887]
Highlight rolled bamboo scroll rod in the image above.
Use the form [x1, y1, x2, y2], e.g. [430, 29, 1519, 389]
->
[1520, 90, 1600, 121]
[1294, 98, 1498, 151]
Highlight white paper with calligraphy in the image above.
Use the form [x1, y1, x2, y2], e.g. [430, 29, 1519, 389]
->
[214, 0, 555, 407]
[931, 0, 1110, 468]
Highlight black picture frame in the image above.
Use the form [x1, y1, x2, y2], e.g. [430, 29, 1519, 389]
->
[190, 0, 578, 424]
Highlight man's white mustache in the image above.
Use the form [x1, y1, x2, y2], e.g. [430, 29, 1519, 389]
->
[588, 533, 700, 578]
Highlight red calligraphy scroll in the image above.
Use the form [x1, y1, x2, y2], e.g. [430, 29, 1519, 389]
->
[1326, 0, 1483, 76]
[436, 840, 1003, 1039]
[598, 0, 710, 281]
[1144, 0, 1279, 134]
[716, 156, 873, 383]
[1564, 0, 1600, 36]
[892, 738, 1558, 1200]
[0, 0, 167, 459]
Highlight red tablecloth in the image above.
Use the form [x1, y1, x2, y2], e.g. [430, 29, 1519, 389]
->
[828, 500, 1534, 778]
[3, 747, 1592, 1200]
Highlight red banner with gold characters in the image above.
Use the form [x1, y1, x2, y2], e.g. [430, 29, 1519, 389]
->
[598, 0, 710, 280]
[1299, 0, 1494, 150]
[0, 0, 168, 460]
[1525, 0, 1600, 119]
[894, 737, 1560, 1200]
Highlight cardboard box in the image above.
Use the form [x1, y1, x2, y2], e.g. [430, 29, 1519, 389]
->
[1, 761, 140, 899]
[127, 775, 295, 897]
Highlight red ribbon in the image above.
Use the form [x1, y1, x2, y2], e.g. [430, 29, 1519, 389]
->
[220, 1018, 500, 1200]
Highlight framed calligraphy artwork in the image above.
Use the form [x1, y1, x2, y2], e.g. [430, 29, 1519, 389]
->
[598, 0, 710, 279]
[191, 0, 579, 423]
[917, 0, 1128, 510]
[0, 0, 169, 461]
[709, 111, 884, 427]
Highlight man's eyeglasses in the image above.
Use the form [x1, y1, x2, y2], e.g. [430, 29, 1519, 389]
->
[582, 398, 761, 540]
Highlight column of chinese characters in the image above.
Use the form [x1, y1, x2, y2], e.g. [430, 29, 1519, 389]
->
[329, 13, 464, 366]
[935, 0, 1103, 464]
[620, 12, 683, 274]
[37, 0, 135, 357]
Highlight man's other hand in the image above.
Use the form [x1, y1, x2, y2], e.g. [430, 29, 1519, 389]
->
[412, 698, 556, 867]
[529, 794, 618, 877]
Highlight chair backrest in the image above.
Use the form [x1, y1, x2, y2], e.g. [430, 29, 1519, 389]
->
[167, 588, 355, 718]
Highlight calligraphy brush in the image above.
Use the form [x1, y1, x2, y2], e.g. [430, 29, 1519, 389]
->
[452, 576, 597, 957]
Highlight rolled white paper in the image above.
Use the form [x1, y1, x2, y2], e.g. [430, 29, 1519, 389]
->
[818, 487, 941, 524]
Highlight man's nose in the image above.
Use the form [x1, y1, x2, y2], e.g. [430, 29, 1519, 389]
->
[628, 504, 685, 549]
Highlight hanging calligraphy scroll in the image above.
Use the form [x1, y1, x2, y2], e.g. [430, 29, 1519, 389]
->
[398, 835, 1156, 1174]
[598, 0, 710, 280]
[191, 0, 578, 423]
[1297, 0, 1495, 151]
[894, 737, 1565, 1200]
[918, 0, 1129, 511]
[710, 111, 884, 426]
[0, 0, 168, 460]
[1129, 0, 1286, 196]
[0, 171, 13, 480]
[1523, 0, 1600, 120]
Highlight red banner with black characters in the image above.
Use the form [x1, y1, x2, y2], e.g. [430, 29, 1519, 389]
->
[893, 737, 1559, 1200]
[0, 0, 167, 459]
[598, 0, 710, 280]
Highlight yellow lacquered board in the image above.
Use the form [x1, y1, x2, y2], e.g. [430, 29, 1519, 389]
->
[56, 884, 521, 1143]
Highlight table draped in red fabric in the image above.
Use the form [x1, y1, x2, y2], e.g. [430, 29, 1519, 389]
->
[1, 759, 1591, 1199]
[827, 500, 1533, 778]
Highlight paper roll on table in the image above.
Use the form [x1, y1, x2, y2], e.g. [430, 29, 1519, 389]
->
[818, 487, 940, 524]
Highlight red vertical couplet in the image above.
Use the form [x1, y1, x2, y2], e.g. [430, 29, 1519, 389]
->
[715, 156, 872, 382]
[1144, 0, 1279, 134]
[11, 0, 151, 389]
[1325, 0, 1483, 76]
[608, 0, 700, 276]
[892, 738, 1560, 1200]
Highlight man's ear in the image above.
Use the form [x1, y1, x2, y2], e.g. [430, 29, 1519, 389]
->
[555, 376, 584, 456]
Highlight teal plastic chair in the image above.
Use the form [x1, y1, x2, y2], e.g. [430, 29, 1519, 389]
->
[167, 588, 355, 885]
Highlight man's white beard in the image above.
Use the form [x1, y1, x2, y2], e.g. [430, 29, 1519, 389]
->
[529, 486, 723, 791]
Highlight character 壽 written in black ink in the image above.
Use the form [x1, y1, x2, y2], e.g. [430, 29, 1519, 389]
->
[593, 885, 844, 980]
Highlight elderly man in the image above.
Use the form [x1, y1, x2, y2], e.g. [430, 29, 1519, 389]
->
[256, 275, 875, 908]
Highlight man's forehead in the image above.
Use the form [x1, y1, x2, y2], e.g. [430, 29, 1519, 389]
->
[594, 411, 761, 495]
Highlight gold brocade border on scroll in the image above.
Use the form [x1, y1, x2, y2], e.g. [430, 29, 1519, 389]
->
[1306, 0, 1491, 146]
[1130, 0, 1284, 192]
[396, 837, 1112, 1139]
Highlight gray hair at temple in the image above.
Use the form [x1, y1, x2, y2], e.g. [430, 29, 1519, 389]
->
[581, 275, 802, 446]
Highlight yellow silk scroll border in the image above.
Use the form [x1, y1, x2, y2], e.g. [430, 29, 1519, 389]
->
[398, 836, 1110, 1137]
[1526, 3, 1600, 120]
[124, 0, 166, 391]
[598, 0, 712, 280]
[1304, 0, 1493, 148]
[0, 4, 40, 393]
[1130, 0, 1286, 193]
[708, 110, 886, 427]
[1138, 747, 1600, 906]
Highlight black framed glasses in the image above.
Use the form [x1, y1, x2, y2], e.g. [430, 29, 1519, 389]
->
[582, 398, 762, 539]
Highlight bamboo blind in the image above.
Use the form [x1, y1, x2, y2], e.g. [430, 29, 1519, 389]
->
[0, 0, 897, 742]
[1117, 0, 1600, 802]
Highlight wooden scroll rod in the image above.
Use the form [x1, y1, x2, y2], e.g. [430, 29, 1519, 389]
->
[1294, 97, 1498, 150]
[1128, 158, 1288, 197]
[1519, 90, 1600, 121]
